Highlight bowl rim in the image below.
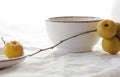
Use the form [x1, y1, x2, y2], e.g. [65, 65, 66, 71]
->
[46, 16, 102, 23]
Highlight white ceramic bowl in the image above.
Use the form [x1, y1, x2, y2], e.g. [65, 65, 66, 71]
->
[46, 16, 102, 52]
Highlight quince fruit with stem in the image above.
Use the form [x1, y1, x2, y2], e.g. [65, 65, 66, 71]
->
[97, 20, 117, 39]
[3, 41, 24, 58]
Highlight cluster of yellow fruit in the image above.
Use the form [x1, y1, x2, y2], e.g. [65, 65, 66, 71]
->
[3, 41, 24, 58]
[97, 20, 120, 55]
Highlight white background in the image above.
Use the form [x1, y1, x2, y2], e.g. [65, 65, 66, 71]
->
[0, 0, 114, 26]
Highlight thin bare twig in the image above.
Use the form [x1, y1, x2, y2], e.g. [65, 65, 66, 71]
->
[1, 37, 5, 44]
[28, 29, 97, 57]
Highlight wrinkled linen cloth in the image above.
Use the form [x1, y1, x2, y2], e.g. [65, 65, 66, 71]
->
[0, 21, 120, 77]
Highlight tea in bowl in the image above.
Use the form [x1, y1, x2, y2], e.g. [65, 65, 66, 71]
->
[46, 16, 102, 52]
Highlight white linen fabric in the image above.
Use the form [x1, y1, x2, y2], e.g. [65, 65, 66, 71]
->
[0, 21, 120, 77]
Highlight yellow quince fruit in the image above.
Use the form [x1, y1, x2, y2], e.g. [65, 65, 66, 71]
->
[102, 37, 120, 55]
[116, 22, 120, 38]
[3, 41, 24, 58]
[97, 20, 117, 39]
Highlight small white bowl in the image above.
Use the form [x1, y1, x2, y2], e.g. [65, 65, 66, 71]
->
[46, 16, 102, 52]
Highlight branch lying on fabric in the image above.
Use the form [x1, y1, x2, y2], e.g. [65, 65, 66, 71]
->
[29, 29, 97, 57]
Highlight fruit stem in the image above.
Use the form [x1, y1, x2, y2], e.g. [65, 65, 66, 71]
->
[1, 37, 5, 45]
[115, 35, 120, 39]
[28, 29, 97, 57]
